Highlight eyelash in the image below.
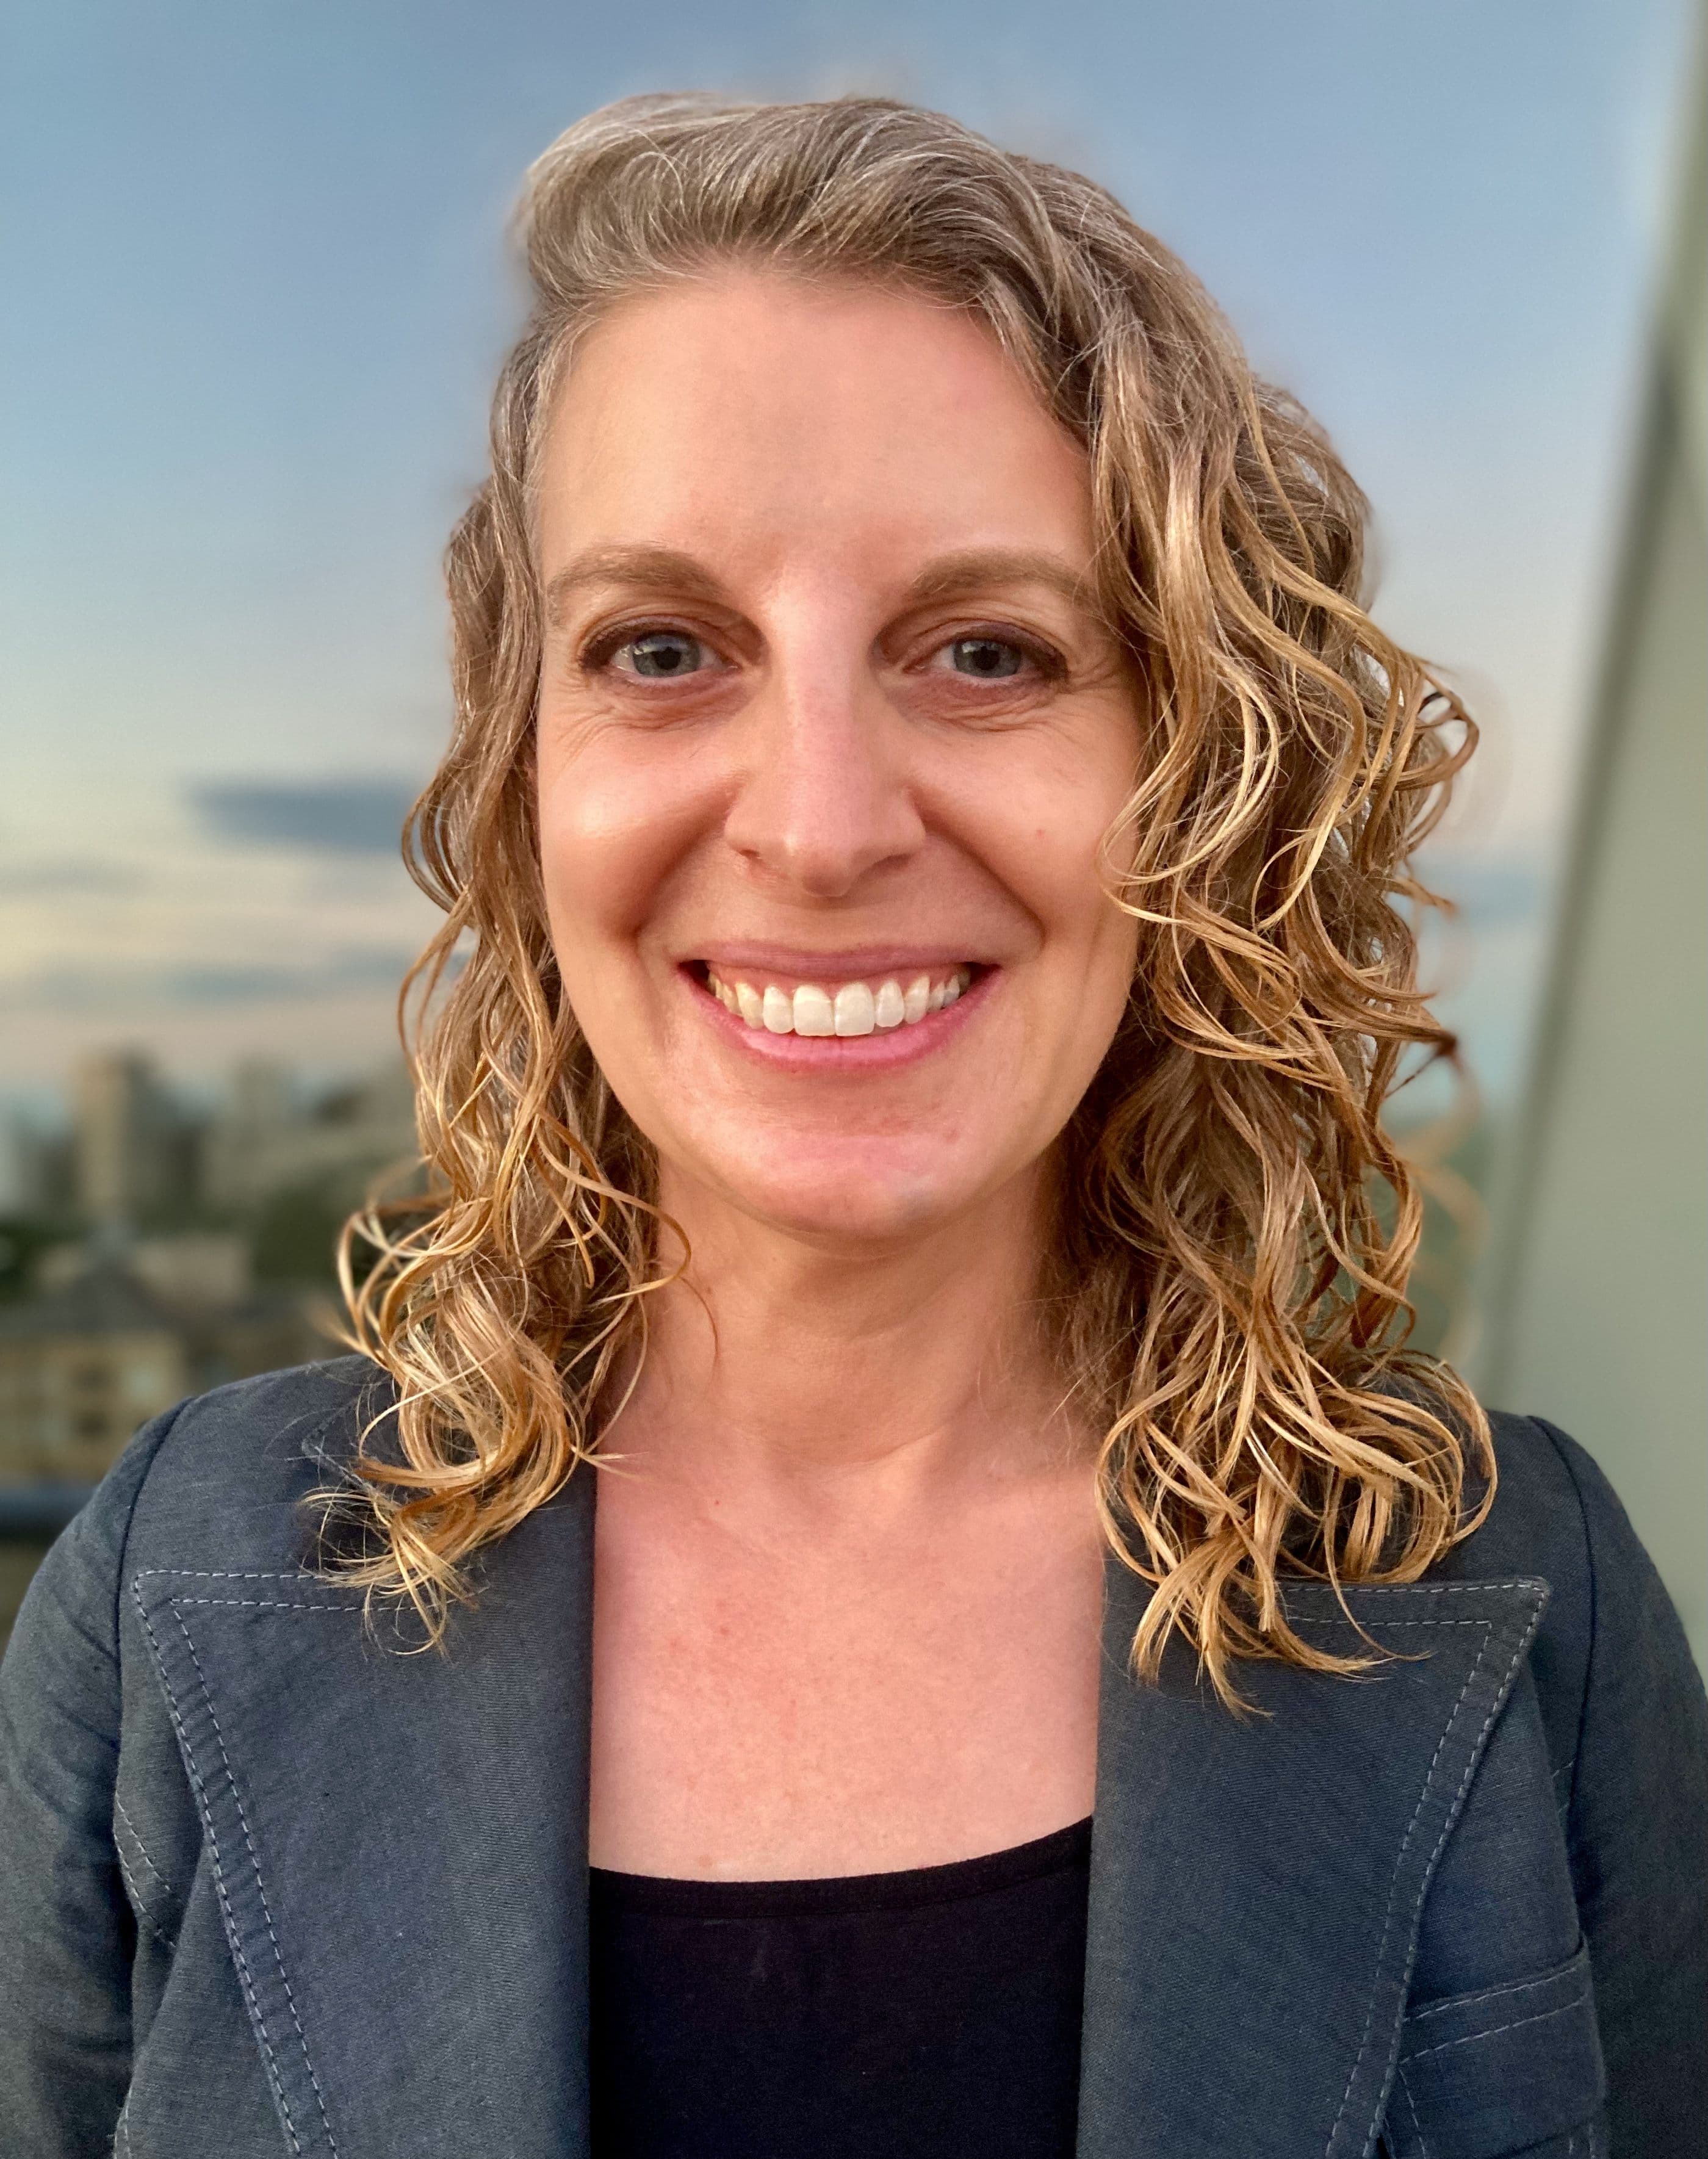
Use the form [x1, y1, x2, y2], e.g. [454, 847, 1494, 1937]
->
[932, 627, 1067, 684]
[577, 621, 704, 675]
[574, 620, 1068, 683]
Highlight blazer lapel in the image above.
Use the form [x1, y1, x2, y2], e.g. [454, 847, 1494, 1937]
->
[132, 1463, 597, 2159]
[1076, 1564, 1549, 2159]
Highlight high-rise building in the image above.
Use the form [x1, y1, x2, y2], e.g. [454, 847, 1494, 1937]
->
[202, 1056, 418, 1214]
[71, 1051, 183, 1226]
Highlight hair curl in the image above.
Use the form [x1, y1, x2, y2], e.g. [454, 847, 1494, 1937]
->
[333, 93, 1492, 1703]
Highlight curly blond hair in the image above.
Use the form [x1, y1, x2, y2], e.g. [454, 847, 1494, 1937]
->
[334, 93, 1491, 1702]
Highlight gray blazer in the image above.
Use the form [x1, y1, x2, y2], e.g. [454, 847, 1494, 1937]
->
[1, 1357, 1704, 2159]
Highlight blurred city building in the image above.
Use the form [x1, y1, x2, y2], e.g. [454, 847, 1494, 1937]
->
[202, 1056, 417, 1214]
[0, 1048, 419, 1635]
[71, 1050, 198, 1226]
[1479, 45, 1707, 1666]
[0, 1259, 185, 1488]
[0, 1233, 317, 1487]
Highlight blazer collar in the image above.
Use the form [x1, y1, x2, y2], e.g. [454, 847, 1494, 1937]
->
[134, 1391, 1546, 2159]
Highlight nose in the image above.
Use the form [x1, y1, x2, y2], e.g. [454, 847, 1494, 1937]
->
[722, 630, 924, 900]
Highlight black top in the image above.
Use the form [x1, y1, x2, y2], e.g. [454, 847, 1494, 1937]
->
[588, 1816, 1094, 2158]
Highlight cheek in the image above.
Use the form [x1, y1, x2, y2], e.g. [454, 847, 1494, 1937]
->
[535, 729, 719, 955]
[956, 744, 1134, 964]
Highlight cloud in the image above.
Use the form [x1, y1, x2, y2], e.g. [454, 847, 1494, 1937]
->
[160, 947, 416, 1003]
[0, 947, 417, 1014]
[190, 778, 419, 854]
[0, 858, 146, 896]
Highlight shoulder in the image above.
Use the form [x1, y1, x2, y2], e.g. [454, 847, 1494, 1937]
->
[63, 1355, 391, 1598]
[1448, 1404, 1705, 1800]
[1433, 1403, 1681, 1618]
[1444, 1407, 1602, 1595]
[2, 1357, 391, 1769]
[1447, 1419, 1708, 2145]
[132, 1352, 388, 1487]
[1425, 1408, 1701, 1788]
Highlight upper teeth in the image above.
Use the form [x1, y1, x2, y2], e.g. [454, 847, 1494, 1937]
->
[704, 968, 971, 1037]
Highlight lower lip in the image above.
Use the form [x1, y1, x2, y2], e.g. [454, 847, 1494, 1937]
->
[683, 968, 992, 1070]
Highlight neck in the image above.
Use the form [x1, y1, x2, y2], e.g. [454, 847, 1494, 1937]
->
[605, 1162, 1075, 1505]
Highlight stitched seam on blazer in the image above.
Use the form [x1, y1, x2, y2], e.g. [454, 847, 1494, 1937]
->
[1402, 1989, 1590, 2063]
[171, 1607, 341, 2157]
[133, 1570, 336, 1584]
[111, 1400, 196, 1674]
[1323, 1621, 1495, 2158]
[1288, 1582, 1547, 1600]
[115, 2092, 133, 2157]
[1396, 2063, 1429, 2159]
[1529, 1419, 1594, 1816]
[1406, 1958, 1582, 2022]
[165, 1599, 357, 1612]
[113, 1372, 353, 1676]
[113, 1839, 175, 1952]
[1291, 1618, 1503, 1629]
[132, 1590, 305, 2158]
[1324, 1585, 1546, 2159]
[114, 1793, 175, 1898]
[1362, 1599, 1549, 2150]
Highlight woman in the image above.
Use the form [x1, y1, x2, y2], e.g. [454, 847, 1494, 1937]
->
[2, 94, 1704, 2159]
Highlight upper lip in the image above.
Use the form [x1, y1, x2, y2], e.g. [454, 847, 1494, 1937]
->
[686, 945, 989, 979]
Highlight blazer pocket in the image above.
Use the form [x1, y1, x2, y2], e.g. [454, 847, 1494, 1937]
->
[1383, 1941, 1605, 2159]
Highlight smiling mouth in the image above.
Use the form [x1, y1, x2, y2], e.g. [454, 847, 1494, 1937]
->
[699, 964, 975, 1037]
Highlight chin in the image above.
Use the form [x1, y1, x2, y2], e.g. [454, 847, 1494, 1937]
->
[705, 1136, 986, 1249]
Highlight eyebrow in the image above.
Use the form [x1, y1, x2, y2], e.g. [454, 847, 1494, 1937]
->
[544, 546, 730, 627]
[541, 542, 1097, 628]
[898, 549, 1095, 611]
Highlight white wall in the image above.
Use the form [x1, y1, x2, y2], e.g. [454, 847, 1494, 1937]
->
[1483, 43, 1707, 1666]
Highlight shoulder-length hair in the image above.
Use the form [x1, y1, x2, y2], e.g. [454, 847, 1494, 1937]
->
[335, 93, 1492, 1703]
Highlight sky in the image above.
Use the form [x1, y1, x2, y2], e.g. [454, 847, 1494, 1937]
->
[1, 0, 1699, 1130]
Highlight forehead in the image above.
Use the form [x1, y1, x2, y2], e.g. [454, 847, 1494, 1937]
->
[533, 270, 1095, 586]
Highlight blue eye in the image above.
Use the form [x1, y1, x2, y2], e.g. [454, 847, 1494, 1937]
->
[624, 632, 705, 678]
[948, 637, 1025, 679]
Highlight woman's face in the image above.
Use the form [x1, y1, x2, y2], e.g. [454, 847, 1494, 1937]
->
[534, 271, 1141, 1247]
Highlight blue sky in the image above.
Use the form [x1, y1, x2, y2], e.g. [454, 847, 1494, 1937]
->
[0, 0, 1698, 1110]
